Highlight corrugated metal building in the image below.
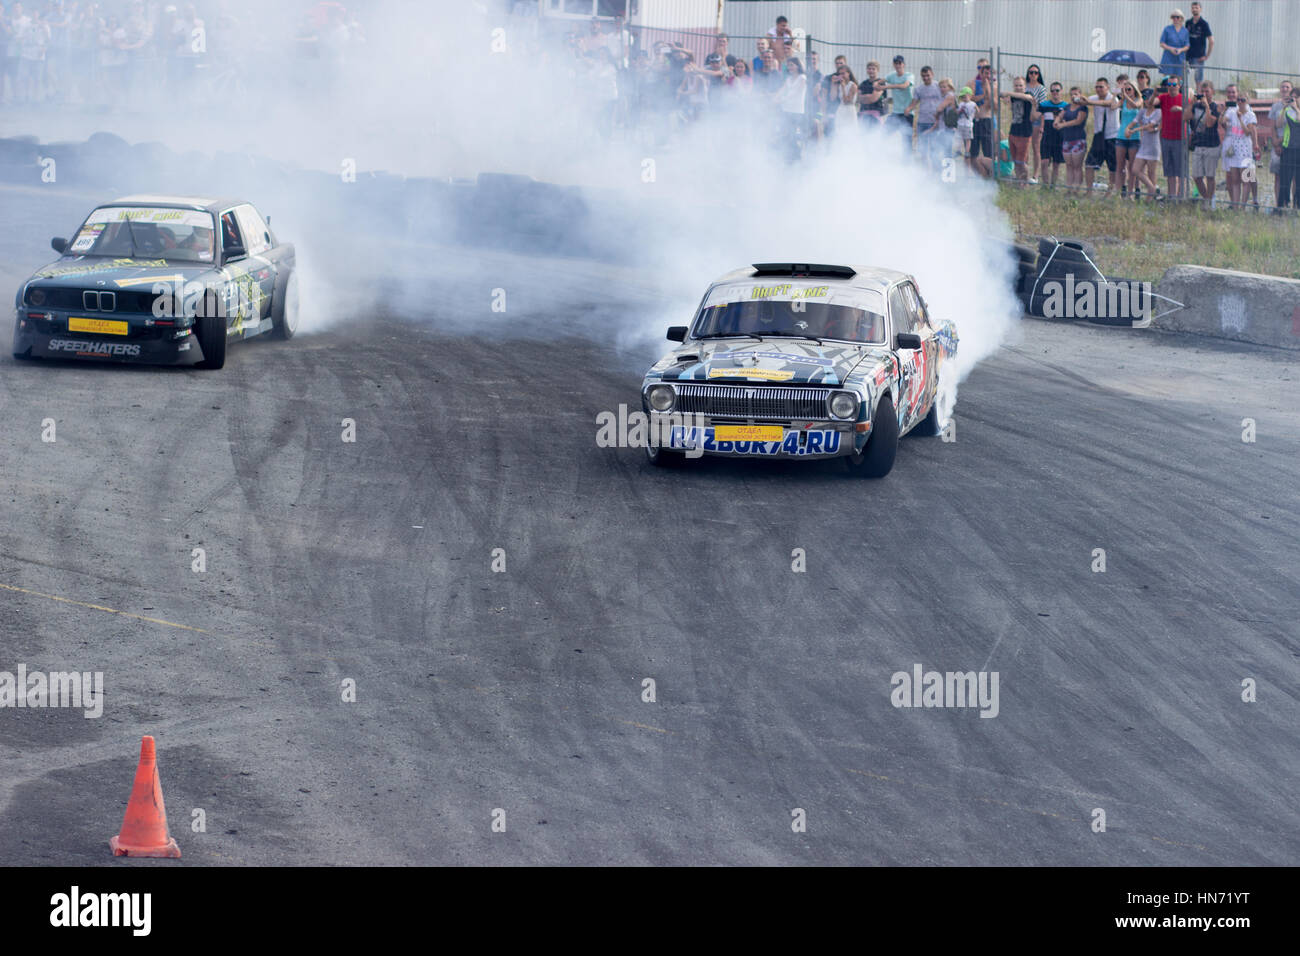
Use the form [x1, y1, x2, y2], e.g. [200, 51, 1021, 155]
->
[622, 1, 1300, 82]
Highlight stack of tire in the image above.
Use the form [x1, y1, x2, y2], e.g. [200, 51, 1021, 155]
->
[1016, 237, 1149, 326]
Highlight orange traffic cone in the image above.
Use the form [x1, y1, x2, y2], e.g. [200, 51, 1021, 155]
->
[109, 735, 181, 858]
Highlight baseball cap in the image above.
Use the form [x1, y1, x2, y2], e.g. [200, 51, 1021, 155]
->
[959, 86, 973, 96]
[893, 55, 905, 63]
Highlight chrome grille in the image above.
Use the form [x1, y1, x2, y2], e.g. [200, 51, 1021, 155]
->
[675, 384, 831, 421]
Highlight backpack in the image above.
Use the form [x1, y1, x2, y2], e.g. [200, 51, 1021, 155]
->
[943, 104, 959, 128]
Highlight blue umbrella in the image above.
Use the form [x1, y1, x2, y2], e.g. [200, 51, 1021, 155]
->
[1098, 50, 1158, 67]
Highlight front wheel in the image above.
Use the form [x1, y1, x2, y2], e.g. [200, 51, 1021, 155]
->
[195, 294, 227, 369]
[646, 443, 686, 468]
[846, 394, 898, 478]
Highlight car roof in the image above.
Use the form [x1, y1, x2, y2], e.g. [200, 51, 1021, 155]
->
[709, 264, 911, 294]
[105, 196, 247, 214]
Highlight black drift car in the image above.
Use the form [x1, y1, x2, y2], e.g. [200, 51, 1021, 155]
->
[12, 195, 298, 369]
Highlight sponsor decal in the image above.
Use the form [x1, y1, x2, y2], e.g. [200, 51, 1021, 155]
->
[48, 338, 142, 357]
[746, 350, 835, 367]
[670, 426, 842, 456]
[68, 317, 127, 335]
[115, 274, 183, 289]
[707, 367, 795, 382]
[34, 258, 169, 280]
[713, 425, 784, 442]
[749, 284, 829, 299]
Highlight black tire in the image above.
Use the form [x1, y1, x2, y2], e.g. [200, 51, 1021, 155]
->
[1037, 235, 1097, 260]
[846, 394, 898, 478]
[645, 443, 686, 468]
[913, 397, 943, 437]
[1035, 260, 1106, 284]
[195, 294, 226, 370]
[270, 268, 299, 340]
[1083, 277, 1150, 326]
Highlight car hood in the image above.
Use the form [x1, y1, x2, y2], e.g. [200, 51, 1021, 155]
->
[28, 257, 214, 289]
[651, 339, 882, 387]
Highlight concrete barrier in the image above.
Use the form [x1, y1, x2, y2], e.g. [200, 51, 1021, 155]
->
[1155, 265, 1300, 351]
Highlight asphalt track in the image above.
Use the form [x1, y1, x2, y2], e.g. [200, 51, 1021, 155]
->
[1, 230, 1298, 866]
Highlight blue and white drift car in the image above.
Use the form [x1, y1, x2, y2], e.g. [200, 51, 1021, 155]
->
[640, 263, 958, 477]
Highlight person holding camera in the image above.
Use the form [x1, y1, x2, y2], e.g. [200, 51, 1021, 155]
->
[1274, 84, 1300, 210]
[1189, 80, 1222, 208]
[857, 59, 886, 127]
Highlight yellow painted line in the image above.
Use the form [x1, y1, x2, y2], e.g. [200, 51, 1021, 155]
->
[593, 714, 672, 735]
[0, 582, 208, 633]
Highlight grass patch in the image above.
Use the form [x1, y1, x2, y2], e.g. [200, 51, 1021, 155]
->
[996, 182, 1300, 283]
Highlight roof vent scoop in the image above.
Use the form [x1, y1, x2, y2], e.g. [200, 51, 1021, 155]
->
[751, 263, 856, 279]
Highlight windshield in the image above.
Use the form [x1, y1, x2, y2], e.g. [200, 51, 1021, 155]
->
[692, 281, 887, 344]
[68, 207, 216, 263]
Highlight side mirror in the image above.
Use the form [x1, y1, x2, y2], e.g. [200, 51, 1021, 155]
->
[896, 332, 922, 351]
[223, 243, 247, 264]
[51, 237, 67, 254]
[667, 326, 688, 342]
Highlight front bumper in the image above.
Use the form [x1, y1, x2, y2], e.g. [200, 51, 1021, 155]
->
[13, 312, 206, 366]
[647, 412, 868, 459]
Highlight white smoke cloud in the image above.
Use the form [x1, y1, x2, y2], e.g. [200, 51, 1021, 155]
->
[4, 0, 1023, 413]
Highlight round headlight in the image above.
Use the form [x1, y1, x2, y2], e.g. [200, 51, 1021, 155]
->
[647, 384, 675, 412]
[28, 287, 46, 307]
[829, 391, 858, 419]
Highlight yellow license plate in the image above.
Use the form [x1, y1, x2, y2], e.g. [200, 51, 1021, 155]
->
[68, 317, 128, 336]
[714, 425, 784, 442]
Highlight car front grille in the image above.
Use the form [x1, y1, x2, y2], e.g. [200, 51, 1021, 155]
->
[29, 288, 160, 313]
[674, 384, 831, 421]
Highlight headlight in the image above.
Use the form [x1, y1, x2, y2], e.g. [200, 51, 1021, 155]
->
[27, 287, 46, 307]
[829, 391, 858, 420]
[646, 384, 675, 412]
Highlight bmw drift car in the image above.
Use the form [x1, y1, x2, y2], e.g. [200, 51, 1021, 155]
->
[641, 263, 958, 477]
[13, 196, 298, 369]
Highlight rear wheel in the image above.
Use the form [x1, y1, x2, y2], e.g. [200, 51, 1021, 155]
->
[271, 269, 299, 340]
[846, 394, 898, 478]
[195, 294, 227, 369]
[913, 397, 943, 436]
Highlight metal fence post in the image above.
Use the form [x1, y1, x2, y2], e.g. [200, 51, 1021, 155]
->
[993, 46, 1001, 182]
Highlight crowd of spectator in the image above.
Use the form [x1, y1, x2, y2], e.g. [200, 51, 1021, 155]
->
[534, 6, 1300, 213]
[0, 0, 364, 108]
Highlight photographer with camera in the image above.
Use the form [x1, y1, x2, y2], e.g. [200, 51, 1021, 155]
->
[1274, 83, 1300, 210]
[1189, 80, 1221, 208]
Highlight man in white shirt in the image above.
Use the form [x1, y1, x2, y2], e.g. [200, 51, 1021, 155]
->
[1083, 77, 1121, 191]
